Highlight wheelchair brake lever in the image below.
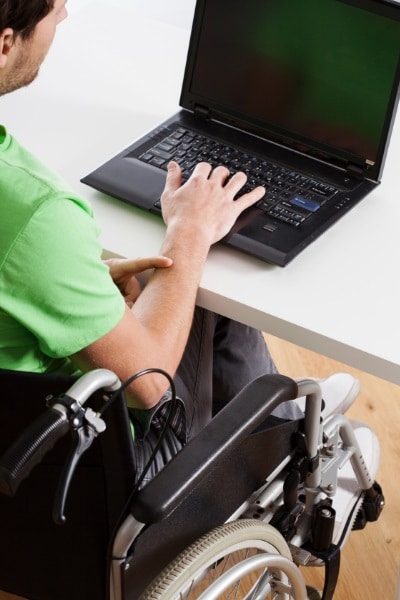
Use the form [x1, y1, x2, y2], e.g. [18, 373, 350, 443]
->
[52, 404, 106, 525]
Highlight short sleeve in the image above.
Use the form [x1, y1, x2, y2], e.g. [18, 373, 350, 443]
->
[0, 196, 125, 358]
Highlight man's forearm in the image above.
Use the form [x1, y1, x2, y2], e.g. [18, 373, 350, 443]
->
[132, 223, 210, 373]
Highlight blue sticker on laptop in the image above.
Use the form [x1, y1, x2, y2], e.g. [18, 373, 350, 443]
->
[290, 196, 320, 213]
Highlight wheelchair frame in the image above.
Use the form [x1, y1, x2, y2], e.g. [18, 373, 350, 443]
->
[0, 369, 384, 600]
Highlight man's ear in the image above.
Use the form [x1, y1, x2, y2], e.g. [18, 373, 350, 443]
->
[0, 28, 15, 69]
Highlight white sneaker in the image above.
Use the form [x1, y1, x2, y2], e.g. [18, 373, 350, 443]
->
[294, 373, 360, 417]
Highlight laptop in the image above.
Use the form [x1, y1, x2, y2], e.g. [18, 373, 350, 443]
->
[81, 0, 400, 267]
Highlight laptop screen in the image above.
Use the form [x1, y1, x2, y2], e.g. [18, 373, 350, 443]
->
[182, 0, 400, 171]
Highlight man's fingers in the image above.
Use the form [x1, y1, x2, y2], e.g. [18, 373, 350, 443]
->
[120, 256, 173, 273]
[236, 185, 266, 209]
[106, 256, 173, 276]
[223, 170, 247, 194]
[207, 164, 230, 183]
[163, 161, 183, 195]
[188, 161, 213, 181]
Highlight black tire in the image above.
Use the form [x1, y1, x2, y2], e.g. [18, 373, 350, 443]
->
[139, 519, 299, 599]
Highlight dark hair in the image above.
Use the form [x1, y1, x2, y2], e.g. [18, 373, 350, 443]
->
[0, 0, 55, 39]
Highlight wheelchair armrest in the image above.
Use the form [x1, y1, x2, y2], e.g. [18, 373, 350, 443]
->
[130, 373, 298, 524]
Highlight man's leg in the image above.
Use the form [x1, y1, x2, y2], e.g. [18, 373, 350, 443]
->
[212, 316, 302, 420]
[175, 309, 301, 443]
[173, 307, 218, 440]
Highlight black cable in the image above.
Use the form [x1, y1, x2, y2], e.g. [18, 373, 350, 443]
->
[99, 368, 178, 492]
[102, 368, 180, 567]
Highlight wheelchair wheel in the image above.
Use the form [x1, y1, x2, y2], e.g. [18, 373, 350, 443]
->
[140, 519, 306, 599]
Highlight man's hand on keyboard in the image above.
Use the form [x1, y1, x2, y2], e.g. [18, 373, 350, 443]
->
[160, 161, 265, 246]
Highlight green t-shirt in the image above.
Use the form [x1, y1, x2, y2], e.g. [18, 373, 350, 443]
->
[0, 125, 125, 375]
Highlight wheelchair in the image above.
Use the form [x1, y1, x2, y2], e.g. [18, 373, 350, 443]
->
[0, 367, 384, 600]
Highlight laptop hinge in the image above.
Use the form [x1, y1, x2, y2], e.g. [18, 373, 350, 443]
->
[346, 162, 364, 178]
[194, 105, 210, 120]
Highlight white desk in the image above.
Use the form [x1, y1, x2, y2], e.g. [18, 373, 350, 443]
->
[2, 0, 400, 384]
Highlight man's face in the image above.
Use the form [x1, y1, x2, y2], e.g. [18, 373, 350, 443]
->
[0, 0, 68, 95]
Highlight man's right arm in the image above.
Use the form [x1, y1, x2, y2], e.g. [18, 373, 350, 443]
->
[71, 162, 265, 409]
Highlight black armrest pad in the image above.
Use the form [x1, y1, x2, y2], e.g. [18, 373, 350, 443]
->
[130, 373, 298, 523]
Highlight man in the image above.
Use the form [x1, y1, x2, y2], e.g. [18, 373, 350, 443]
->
[0, 0, 352, 476]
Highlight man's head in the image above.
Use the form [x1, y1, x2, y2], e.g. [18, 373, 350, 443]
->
[0, 0, 67, 96]
[1, 0, 55, 40]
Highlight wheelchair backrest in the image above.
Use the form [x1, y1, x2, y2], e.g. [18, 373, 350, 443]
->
[0, 369, 136, 600]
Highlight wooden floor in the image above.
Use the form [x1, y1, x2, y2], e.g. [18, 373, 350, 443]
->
[1, 334, 399, 599]
[263, 333, 400, 600]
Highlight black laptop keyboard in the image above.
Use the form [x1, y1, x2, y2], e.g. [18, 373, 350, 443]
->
[138, 127, 339, 228]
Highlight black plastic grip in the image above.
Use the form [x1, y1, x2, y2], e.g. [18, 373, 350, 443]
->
[0, 407, 70, 497]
